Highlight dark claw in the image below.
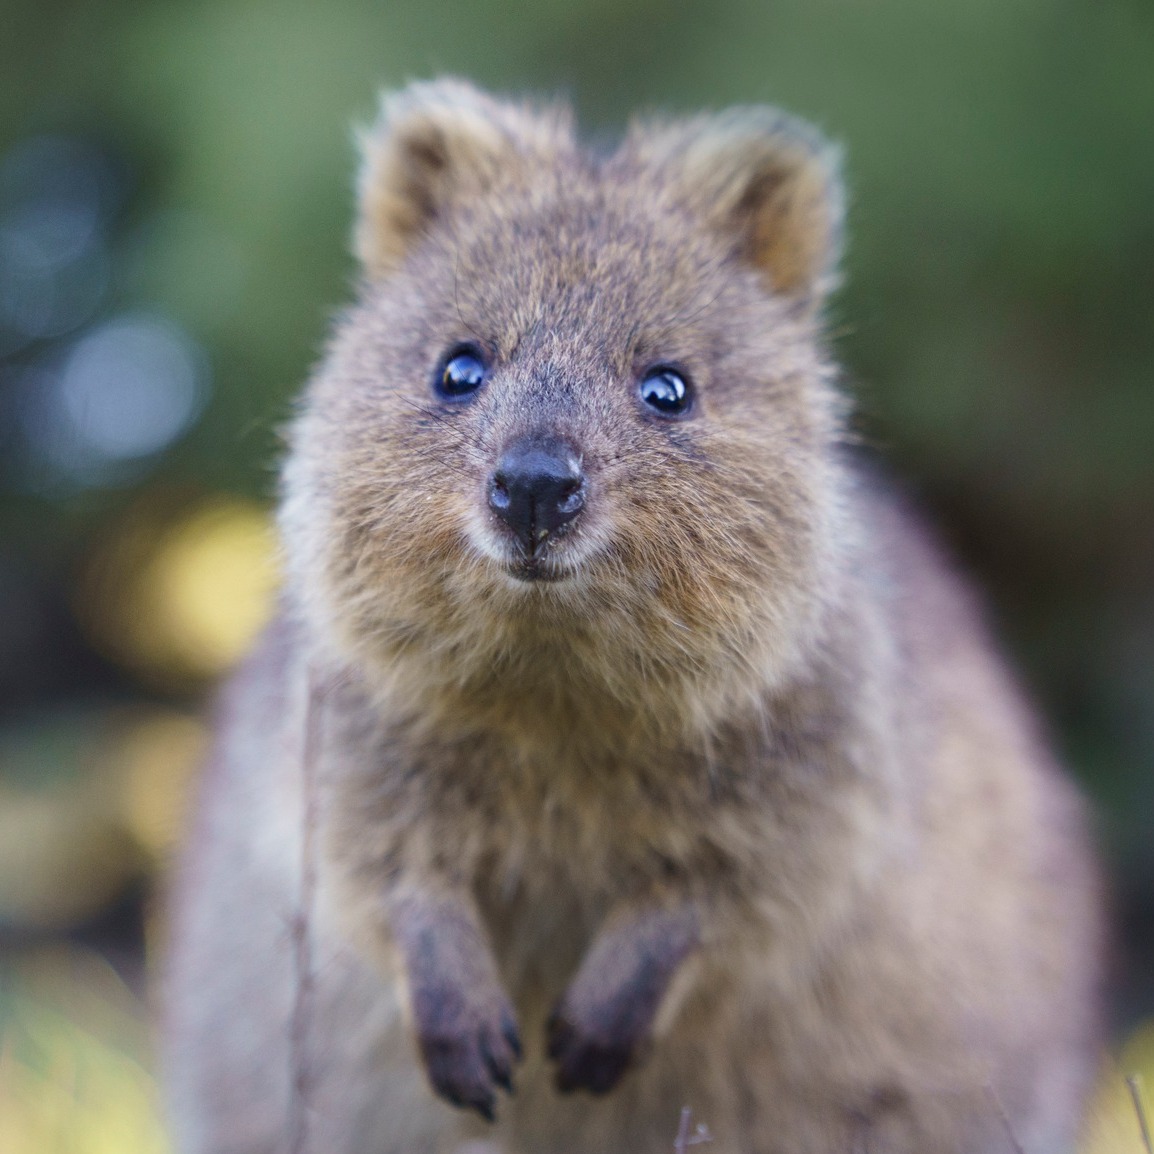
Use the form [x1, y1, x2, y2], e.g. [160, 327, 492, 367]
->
[503, 1012, 523, 1061]
[481, 1032, 515, 1094]
[437, 1079, 497, 1122]
[422, 1037, 499, 1122]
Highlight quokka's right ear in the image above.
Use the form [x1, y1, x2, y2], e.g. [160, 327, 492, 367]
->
[354, 79, 573, 278]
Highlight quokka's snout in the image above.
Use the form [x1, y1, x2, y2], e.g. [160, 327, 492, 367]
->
[486, 431, 586, 564]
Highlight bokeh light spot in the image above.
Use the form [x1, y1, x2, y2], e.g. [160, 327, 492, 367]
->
[0, 136, 117, 352]
[0, 710, 140, 931]
[116, 712, 206, 860]
[79, 496, 280, 688]
[20, 314, 209, 489]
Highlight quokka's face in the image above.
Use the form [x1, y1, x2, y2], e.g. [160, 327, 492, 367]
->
[282, 82, 849, 688]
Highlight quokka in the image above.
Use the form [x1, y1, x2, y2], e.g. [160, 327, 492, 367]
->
[164, 80, 1104, 1154]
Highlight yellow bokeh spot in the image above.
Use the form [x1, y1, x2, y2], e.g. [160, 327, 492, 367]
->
[0, 784, 138, 931]
[0, 705, 209, 930]
[116, 711, 207, 860]
[80, 496, 279, 688]
[128, 500, 279, 681]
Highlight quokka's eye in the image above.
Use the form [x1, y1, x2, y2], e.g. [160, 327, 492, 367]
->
[435, 345, 488, 400]
[639, 366, 693, 417]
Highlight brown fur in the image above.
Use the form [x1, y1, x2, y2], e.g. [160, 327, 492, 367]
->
[163, 79, 1103, 1154]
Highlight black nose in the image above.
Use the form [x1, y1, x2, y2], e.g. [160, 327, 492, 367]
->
[488, 435, 585, 556]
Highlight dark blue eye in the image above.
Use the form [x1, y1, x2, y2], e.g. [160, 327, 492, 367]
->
[435, 345, 488, 400]
[639, 366, 692, 416]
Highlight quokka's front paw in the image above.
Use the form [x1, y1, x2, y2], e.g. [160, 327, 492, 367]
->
[546, 904, 699, 1095]
[410, 978, 522, 1121]
[545, 995, 646, 1095]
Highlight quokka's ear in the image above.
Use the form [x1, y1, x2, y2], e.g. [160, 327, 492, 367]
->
[628, 107, 845, 308]
[354, 79, 573, 278]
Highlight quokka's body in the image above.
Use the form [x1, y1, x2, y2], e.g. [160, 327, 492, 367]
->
[163, 81, 1103, 1154]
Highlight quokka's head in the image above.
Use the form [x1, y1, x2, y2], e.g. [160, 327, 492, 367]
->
[282, 80, 851, 729]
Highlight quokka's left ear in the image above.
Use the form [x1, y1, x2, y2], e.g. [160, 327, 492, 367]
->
[626, 106, 845, 310]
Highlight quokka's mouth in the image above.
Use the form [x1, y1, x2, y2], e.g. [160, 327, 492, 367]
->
[505, 558, 569, 583]
[497, 531, 581, 584]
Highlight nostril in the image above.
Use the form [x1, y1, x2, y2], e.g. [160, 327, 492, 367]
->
[488, 474, 511, 512]
[556, 478, 585, 517]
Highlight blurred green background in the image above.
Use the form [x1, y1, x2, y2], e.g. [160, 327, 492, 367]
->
[0, 0, 1152, 1148]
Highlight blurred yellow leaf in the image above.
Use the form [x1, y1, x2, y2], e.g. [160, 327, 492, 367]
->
[79, 495, 279, 688]
[1080, 1022, 1154, 1154]
[0, 949, 171, 1154]
[116, 710, 207, 860]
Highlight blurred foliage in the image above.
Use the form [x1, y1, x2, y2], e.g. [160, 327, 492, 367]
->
[0, 0, 1150, 1065]
[0, 706, 204, 929]
[1081, 1021, 1154, 1153]
[0, 948, 170, 1153]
